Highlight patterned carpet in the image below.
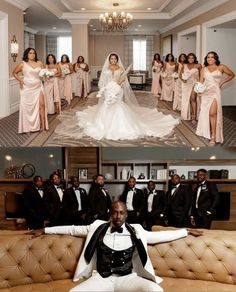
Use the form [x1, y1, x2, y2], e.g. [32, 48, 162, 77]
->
[1, 91, 236, 147]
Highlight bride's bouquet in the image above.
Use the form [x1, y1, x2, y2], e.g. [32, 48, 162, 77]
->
[181, 71, 191, 82]
[97, 81, 122, 105]
[194, 82, 206, 94]
[39, 69, 55, 78]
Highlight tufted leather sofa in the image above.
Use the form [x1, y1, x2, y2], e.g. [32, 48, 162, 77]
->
[0, 228, 236, 291]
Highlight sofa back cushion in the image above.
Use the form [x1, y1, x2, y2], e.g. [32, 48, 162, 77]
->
[148, 228, 236, 285]
[0, 235, 85, 289]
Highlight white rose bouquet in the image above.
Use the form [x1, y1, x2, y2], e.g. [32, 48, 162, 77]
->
[181, 71, 191, 82]
[63, 68, 70, 75]
[39, 69, 55, 78]
[97, 81, 122, 105]
[194, 82, 206, 94]
[172, 72, 179, 79]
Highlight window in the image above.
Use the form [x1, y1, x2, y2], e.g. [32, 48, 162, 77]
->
[57, 36, 72, 62]
[133, 39, 146, 70]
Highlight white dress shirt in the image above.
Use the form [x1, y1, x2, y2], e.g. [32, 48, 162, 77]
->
[171, 183, 180, 195]
[54, 185, 64, 202]
[147, 190, 157, 212]
[126, 190, 134, 211]
[103, 224, 132, 250]
[35, 186, 44, 198]
[74, 188, 82, 211]
[196, 180, 205, 208]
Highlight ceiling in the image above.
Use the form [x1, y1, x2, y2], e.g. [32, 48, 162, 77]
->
[17, 0, 233, 34]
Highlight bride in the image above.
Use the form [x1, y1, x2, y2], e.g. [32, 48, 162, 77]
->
[56, 52, 179, 140]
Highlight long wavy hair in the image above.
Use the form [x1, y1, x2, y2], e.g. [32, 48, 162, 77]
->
[178, 53, 187, 63]
[187, 53, 198, 64]
[46, 54, 57, 65]
[204, 51, 221, 67]
[61, 54, 70, 63]
[77, 56, 85, 63]
[22, 48, 38, 62]
[165, 53, 175, 62]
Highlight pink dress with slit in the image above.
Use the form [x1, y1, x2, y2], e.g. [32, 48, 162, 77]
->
[44, 67, 61, 114]
[18, 62, 48, 133]
[196, 67, 223, 143]
[151, 61, 162, 95]
[181, 65, 199, 120]
[173, 63, 183, 111]
[58, 63, 72, 105]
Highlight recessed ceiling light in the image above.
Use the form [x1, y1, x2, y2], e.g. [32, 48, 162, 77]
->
[49, 154, 54, 158]
[138, 24, 142, 27]
[52, 27, 57, 30]
[5, 155, 12, 161]
[23, 11, 26, 15]
[92, 28, 96, 31]
[81, 7, 86, 11]
[210, 155, 216, 160]
[90, 24, 94, 27]
[135, 28, 138, 31]
[147, 7, 152, 10]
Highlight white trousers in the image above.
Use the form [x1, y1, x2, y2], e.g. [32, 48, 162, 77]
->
[69, 272, 163, 292]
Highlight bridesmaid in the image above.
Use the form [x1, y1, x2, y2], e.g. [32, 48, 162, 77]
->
[73, 56, 90, 98]
[173, 53, 187, 111]
[151, 53, 163, 96]
[180, 53, 202, 123]
[44, 54, 61, 115]
[58, 54, 73, 105]
[160, 53, 177, 102]
[196, 51, 234, 145]
[12, 48, 48, 133]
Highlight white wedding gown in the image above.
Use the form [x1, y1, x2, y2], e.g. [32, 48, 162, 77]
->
[55, 68, 179, 141]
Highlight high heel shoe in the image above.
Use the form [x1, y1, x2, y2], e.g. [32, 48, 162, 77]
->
[209, 136, 216, 146]
[191, 115, 197, 125]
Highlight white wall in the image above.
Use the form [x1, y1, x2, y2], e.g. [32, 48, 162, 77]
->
[205, 28, 236, 105]
[179, 34, 196, 55]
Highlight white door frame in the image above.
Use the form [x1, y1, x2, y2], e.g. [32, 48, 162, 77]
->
[177, 25, 201, 62]
[202, 11, 236, 61]
[0, 11, 10, 118]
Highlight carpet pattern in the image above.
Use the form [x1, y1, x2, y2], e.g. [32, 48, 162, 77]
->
[1, 91, 236, 147]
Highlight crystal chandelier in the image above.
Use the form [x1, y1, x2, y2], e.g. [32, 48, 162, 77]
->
[99, 3, 133, 32]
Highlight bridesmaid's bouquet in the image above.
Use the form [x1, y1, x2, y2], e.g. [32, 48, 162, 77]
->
[161, 71, 167, 78]
[39, 69, 55, 78]
[172, 72, 179, 79]
[181, 71, 191, 82]
[194, 82, 206, 94]
[63, 68, 71, 75]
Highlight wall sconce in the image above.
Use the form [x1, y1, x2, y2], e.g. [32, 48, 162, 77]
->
[11, 35, 19, 62]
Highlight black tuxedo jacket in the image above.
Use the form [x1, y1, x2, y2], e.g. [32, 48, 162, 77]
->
[120, 187, 144, 214]
[44, 184, 65, 226]
[88, 184, 112, 222]
[143, 189, 165, 217]
[22, 183, 47, 229]
[191, 181, 219, 216]
[63, 187, 89, 224]
[165, 184, 192, 220]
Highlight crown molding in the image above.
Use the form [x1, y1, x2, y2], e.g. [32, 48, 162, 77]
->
[160, 0, 229, 34]
[68, 19, 90, 25]
[24, 26, 38, 34]
[89, 31, 160, 36]
[158, 0, 173, 12]
[5, 0, 29, 11]
[35, 0, 63, 18]
[170, 0, 199, 18]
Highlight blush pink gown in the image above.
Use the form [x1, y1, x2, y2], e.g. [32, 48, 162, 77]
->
[160, 63, 175, 101]
[58, 63, 72, 105]
[151, 61, 162, 95]
[173, 63, 183, 111]
[18, 62, 48, 133]
[196, 67, 223, 143]
[181, 65, 199, 120]
[74, 63, 90, 98]
[44, 67, 61, 114]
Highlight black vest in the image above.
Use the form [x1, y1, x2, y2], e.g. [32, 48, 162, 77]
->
[97, 233, 135, 278]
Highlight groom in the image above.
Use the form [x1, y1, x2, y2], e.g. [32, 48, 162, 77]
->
[30, 200, 202, 292]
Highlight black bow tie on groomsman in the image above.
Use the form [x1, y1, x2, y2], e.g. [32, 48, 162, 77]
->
[110, 226, 123, 233]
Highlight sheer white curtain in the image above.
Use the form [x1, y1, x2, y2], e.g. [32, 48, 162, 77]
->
[133, 38, 146, 70]
[57, 36, 72, 62]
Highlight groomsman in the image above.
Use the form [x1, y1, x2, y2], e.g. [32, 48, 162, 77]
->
[22, 175, 48, 229]
[88, 174, 112, 223]
[144, 180, 165, 230]
[120, 177, 144, 224]
[190, 169, 219, 229]
[63, 176, 89, 225]
[44, 173, 65, 226]
[165, 174, 192, 227]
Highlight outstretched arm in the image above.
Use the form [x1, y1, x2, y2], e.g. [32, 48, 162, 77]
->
[145, 228, 202, 244]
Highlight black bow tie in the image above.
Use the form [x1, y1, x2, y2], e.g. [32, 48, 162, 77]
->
[111, 226, 123, 233]
[36, 187, 43, 191]
[56, 186, 62, 189]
